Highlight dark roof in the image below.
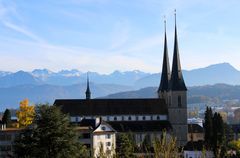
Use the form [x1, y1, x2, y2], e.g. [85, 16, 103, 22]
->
[79, 119, 96, 129]
[108, 120, 172, 132]
[188, 124, 204, 133]
[54, 98, 168, 116]
[169, 17, 187, 91]
[158, 25, 170, 93]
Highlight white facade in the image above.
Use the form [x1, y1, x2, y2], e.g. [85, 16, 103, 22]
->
[77, 120, 116, 158]
[93, 123, 116, 157]
[71, 114, 167, 123]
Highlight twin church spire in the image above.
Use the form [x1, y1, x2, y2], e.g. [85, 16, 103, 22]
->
[85, 12, 186, 99]
[158, 12, 187, 93]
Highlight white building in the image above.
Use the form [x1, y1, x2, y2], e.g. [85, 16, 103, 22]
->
[76, 118, 116, 157]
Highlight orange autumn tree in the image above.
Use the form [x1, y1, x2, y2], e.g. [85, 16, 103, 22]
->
[16, 99, 35, 128]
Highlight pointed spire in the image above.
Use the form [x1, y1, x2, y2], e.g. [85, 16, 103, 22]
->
[158, 17, 170, 93]
[169, 10, 187, 91]
[85, 72, 91, 99]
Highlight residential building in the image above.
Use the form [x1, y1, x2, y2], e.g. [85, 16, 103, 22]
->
[77, 118, 116, 157]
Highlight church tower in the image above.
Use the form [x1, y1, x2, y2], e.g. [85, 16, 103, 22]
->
[158, 19, 171, 104]
[85, 73, 91, 100]
[168, 11, 188, 146]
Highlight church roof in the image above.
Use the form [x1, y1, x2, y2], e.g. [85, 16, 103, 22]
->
[54, 98, 168, 116]
[108, 120, 172, 132]
[169, 13, 187, 91]
[158, 20, 170, 93]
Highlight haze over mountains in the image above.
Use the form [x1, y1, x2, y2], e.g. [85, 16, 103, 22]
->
[0, 62, 240, 110]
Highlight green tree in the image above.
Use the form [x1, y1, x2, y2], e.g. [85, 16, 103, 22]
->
[116, 133, 135, 158]
[14, 105, 89, 158]
[204, 107, 213, 147]
[2, 109, 11, 128]
[96, 142, 107, 158]
[212, 112, 225, 158]
[153, 131, 179, 158]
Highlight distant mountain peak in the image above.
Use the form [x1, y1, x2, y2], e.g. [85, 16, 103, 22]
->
[206, 62, 236, 70]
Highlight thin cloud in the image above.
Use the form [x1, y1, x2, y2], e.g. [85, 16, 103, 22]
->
[3, 21, 45, 43]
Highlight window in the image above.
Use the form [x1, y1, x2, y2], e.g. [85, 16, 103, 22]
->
[128, 116, 131, 121]
[136, 116, 138, 121]
[106, 142, 111, 146]
[178, 96, 182, 107]
[150, 116, 153, 120]
[168, 96, 171, 106]
[101, 126, 106, 131]
[107, 116, 110, 121]
[106, 134, 111, 139]
[156, 116, 160, 120]
[142, 116, 146, 120]
[122, 116, 124, 121]
[114, 117, 117, 121]
[75, 117, 78, 122]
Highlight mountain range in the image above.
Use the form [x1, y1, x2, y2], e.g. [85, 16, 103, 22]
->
[0, 62, 240, 110]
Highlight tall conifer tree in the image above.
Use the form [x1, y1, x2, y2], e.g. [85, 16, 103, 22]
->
[2, 109, 11, 128]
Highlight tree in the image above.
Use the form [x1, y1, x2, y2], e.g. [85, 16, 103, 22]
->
[204, 107, 213, 147]
[141, 134, 151, 152]
[2, 109, 11, 127]
[228, 140, 240, 157]
[116, 133, 135, 158]
[153, 131, 179, 158]
[14, 105, 89, 158]
[203, 108, 226, 158]
[16, 99, 35, 128]
[96, 142, 107, 158]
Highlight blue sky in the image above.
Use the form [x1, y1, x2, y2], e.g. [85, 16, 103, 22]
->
[0, 0, 240, 73]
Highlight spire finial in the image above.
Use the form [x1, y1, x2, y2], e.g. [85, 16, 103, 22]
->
[164, 15, 166, 33]
[174, 9, 177, 26]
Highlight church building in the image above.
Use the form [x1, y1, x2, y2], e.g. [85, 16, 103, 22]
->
[54, 14, 188, 146]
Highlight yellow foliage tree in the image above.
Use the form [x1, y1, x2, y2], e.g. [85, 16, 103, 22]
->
[16, 99, 35, 128]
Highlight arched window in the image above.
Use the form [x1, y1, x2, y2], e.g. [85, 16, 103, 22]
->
[128, 116, 131, 121]
[178, 96, 182, 107]
[142, 116, 146, 120]
[114, 117, 117, 121]
[136, 116, 138, 121]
